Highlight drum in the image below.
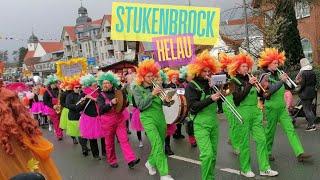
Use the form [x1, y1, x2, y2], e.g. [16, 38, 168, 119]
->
[115, 90, 127, 113]
[163, 89, 188, 124]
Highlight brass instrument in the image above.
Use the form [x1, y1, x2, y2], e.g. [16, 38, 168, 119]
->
[276, 68, 298, 89]
[247, 73, 271, 99]
[212, 85, 243, 124]
[151, 79, 168, 102]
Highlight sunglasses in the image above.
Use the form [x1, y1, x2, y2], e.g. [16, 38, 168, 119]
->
[74, 86, 81, 89]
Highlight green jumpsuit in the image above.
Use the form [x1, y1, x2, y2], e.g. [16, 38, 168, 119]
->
[232, 78, 270, 173]
[223, 95, 241, 152]
[132, 85, 169, 176]
[265, 74, 304, 157]
[190, 81, 219, 180]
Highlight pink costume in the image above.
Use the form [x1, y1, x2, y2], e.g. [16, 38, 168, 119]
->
[44, 90, 63, 139]
[130, 107, 144, 131]
[99, 92, 136, 165]
[284, 90, 294, 108]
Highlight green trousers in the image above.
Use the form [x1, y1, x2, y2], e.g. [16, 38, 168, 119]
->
[194, 103, 218, 180]
[140, 97, 169, 176]
[265, 106, 304, 156]
[238, 106, 270, 173]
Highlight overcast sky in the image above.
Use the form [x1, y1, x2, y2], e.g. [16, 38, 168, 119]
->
[0, 0, 245, 59]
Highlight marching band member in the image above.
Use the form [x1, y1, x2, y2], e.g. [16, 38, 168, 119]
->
[167, 69, 185, 141]
[258, 48, 311, 162]
[97, 71, 140, 168]
[65, 79, 90, 156]
[219, 53, 240, 154]
[58, 80, 74, 143]
[125, 73, 145, 148]
[132, 60, 174, 180]
[0, 81, 62, 180]
[79, 74, 106, 160]
[179, 66, 197, 147]
[43, 75, 63, 140]
[228, 53, 278, 177]
[185, 50, 221, 180]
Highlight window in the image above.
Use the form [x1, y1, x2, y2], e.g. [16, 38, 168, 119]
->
[295, 2, 311, 19]
[301, 38, 313, 63]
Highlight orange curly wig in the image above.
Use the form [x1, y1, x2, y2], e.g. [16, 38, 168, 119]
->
[228, 53, 254, 77]
[187, 50, 221, 76]
[166, 69, 179, 81]
[69, 78, 81, 89]
[0, 87, 41, 155]
[258, 48, 286, 68]
[135, 59, 161, 85]
[219, 53, 234, 70]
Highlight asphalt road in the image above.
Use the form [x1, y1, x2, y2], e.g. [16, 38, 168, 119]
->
[45, 114, 320, 180]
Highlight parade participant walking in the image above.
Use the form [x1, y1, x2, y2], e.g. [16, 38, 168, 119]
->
[228, 53, 278, 178]
[43, 75, 63, 140]
[219, 53, 240, 154]
[185, 50, 221, 180]
[97, 71, 140, 169]
[29, 86, 45, 125]
[258, 48, 311, 162]
[132, 59, 174, 180]
[65, 79, 90, 156]
[79, 74, 106, 159]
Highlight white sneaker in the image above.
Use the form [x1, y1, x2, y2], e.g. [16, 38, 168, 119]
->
[48, 124, 52, 132]
[145, 161, 156, 175]
[260, 169, 279, 177]
[241, 171, 255, 178]
[139, 141, 144, 148]
[160, 175, 174, 180]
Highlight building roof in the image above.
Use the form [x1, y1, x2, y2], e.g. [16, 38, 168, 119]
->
[91, 18, 103, 25]
[23, 51, 35, 61]
[64, 26, 77, 41]
[28, 33, 39, 43]
[39, 42, 63, 53]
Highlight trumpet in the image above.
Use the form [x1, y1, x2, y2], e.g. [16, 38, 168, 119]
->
[212, 85, 243, 124]
[151, 79, 168, 102]
[276, 68, 298, 89]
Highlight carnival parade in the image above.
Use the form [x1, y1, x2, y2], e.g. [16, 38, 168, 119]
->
[1, 1, 320, 180]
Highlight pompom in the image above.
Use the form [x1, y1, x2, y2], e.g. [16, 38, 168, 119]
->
[97, 71, 120, 88]
[227, 53, 254, 77]
[159, 70, 168, 84]
[258, 48, 286, 68]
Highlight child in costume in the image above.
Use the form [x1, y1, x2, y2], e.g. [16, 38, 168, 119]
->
[65, 79, 90, 156]
[79, 74, 106, 159]
[258, 48, 311, 162]
[132, 60, 174, 180]
[228, 53, 278, 178]
[97, 71, 140, 168]
[30, 86, 45, 125]
[43, 75, 63, 140]
[185, 50, 221, 180]
[0, 80, 62, 180]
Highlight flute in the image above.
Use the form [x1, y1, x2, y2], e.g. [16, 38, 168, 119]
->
[76, 87, 99, 105]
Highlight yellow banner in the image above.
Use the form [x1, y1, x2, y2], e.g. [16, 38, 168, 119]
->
[111, 2, 220, 45]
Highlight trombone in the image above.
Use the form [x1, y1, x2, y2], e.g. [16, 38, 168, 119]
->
[276, 68, 298, 89]
[211, 85, 243, 124]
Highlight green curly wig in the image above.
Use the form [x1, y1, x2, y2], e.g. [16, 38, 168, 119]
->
[179, 66, 188, 79]
[44, 74, 58, 86]
[80, 74, 97, 87]
[159, 70, 168, 84]
[97, 71, 120, 88]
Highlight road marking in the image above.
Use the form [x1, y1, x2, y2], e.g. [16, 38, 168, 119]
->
[169, 155, 201, 165]
[220, 168, 240, 175]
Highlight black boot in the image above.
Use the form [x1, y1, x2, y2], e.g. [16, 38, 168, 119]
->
[128, 158, 140, 169]
[72, 137, 78, 144]
[165, 145, 174, 156]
